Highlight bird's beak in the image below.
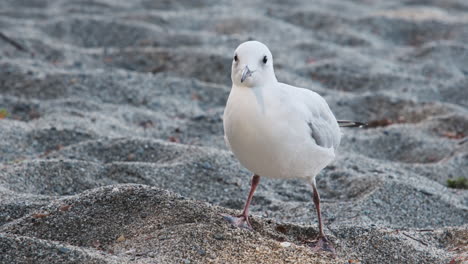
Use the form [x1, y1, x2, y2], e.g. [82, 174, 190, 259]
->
[241, 65, 253, 83]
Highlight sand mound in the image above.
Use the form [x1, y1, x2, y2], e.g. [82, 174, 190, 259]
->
[1, 185, 462, 264]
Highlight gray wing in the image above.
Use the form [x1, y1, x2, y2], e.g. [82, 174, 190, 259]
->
[280, 83, 341, 149]
[304, 93, 341, 149]
[307, 116, 340, 149]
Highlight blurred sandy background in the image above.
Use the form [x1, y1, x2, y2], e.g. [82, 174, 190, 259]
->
[0, 0, 467, 263]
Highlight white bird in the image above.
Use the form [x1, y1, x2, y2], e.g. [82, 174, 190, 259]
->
[222, 41, 364, 253]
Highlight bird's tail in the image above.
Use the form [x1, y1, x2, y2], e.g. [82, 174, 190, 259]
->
[338, 120, 367, 128]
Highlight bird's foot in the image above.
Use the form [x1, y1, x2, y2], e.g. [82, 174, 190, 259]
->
[221, 213, 253, 230]
[308, 236, 336, 256]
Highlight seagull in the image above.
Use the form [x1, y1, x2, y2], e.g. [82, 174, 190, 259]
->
[222, 41, 365, 253]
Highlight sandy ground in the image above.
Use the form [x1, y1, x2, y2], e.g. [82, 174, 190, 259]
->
[0, 0, 467, 263]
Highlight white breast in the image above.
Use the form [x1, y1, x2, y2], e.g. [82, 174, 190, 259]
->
[223, 85, 336, 179]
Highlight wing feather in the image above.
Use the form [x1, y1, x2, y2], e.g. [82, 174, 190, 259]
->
[300, 90, 341, 149]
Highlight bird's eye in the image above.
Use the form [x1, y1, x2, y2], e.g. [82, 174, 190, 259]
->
[263, 55, 268, 64]
[234, 55, 238, 62]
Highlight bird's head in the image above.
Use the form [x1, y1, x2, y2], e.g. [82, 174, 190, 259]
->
[231, 41, 277, 88]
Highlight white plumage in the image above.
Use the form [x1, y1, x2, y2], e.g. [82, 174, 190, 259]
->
[222, 40, 345, 253]
[224, 41, 341, 181]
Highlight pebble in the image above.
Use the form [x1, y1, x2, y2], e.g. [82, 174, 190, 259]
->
[280, 242, 291, 248]
[213, 233, 224, 240]
[58, 247, 71, 254]
[201, 162, 212, 170]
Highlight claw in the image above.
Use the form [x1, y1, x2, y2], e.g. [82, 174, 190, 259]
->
[308, 236, 336, 256]
[221, 213, 253, 231]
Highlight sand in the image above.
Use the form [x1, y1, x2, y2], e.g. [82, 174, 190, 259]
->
[0, 0, 467, 263]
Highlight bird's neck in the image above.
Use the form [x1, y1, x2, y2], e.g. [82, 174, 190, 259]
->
[235, 77, 279, 90]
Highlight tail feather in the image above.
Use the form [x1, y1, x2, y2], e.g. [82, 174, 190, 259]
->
[338, 120, 367, 128]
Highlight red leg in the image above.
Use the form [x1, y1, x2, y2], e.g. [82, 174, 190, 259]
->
[222, 174, 260, 230]
[312, 183, 325, 238]
[310, 180, 335, 254]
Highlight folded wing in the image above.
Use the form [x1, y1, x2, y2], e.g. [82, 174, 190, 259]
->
[301, 91, 342, 150]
